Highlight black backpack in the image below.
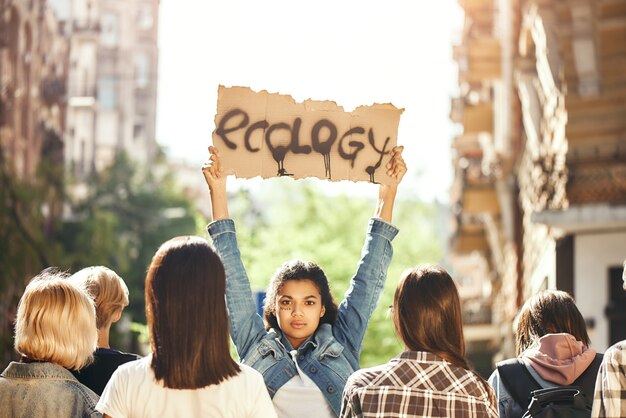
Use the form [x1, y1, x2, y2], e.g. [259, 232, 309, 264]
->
[496, 353, 603, 418]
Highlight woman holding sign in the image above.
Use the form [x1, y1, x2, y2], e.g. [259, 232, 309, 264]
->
[203, 145, 406, 417]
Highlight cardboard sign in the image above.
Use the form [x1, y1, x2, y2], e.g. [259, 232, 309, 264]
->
[212, 85, 404, 184]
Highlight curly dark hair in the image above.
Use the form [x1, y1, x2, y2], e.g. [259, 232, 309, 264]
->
[263, 260, 338, 331]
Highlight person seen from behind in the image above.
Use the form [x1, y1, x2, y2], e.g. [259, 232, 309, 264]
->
[592, 259, 626, 418]
[488, 289, 602, 418]
[0, 268, 101, 418]
[70, 266, 141, 395]
[340, 265, 498, 418]
[96, 236, 276, 418]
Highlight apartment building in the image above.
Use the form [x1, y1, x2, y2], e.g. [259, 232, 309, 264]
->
[49, 0, 159, 180]
[0, 0, 67, 178]
[450, 0, 626, 360]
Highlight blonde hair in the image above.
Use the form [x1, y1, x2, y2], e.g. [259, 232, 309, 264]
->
[14, 269, 97, 370]
[70, 266, 129, 329]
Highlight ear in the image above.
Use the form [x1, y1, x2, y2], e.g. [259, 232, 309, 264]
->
[320, 306, 326, 317]
[112, 310, 122, 324]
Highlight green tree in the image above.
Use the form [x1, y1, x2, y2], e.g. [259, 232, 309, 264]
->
[57, 151, 200, 333]
[0, 136, 65, 366]
[0, 148, 202, 367]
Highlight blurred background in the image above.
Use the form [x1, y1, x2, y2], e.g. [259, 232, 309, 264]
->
[1, 0, 625, 378]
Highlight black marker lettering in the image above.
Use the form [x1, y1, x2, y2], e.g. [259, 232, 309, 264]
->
[265, 123, 293, 176]
[338, 127, 366, 168]
[244, 120, 268, 152]
[290, 118, 312, 154]
[214, 109, 249, 150]
[311, 119, 337, 179]
[365, 129, 391, 183]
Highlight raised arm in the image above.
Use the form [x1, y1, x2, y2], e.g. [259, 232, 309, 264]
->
[334, 146, 406, 359]
[203, 146, 267, 358]
[373, 145, 405, 223]
[202, 146, 229, 221]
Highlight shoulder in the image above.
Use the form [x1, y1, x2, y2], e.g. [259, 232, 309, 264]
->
[346, 359, 397, 388]
[226, 364, 267, 392]
[111, 356, 150, 378]
[238, 363, 263, 379]
[604, 340, 626, 358]
[234, 363, 264, 383]
[65, 380, 101, 410]
[95, 349, 141, 364]
[600, 341, 626, 369]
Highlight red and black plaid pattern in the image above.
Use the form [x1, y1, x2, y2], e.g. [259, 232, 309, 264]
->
[341, 351, 498, 418]
[592, 340, 626, 418]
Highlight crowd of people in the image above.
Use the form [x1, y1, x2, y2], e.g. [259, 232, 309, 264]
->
[0, 145, 624, 418]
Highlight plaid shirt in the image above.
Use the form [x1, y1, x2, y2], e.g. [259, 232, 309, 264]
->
[340, 351, 498, 418]
[592, 340, 626, 418]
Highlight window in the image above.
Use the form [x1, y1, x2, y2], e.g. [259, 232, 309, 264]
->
[137, 4, 153, 30]
[134, 53, 150, 88]
[100, 13, 118, 47]
[98, 76, 117, 109]
[133, 122, 143, 139]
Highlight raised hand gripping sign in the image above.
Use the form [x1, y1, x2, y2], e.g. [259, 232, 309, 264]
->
[212, 85, 404, 184]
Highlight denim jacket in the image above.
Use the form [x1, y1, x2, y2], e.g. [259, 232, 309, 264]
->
[488, 359, 558, 418]
[0, 361, 102, 418]
[207, 217, 398, 416]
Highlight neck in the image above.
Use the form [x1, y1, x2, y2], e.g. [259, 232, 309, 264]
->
[97, 327, 111, 349]
[20, 356, 46, 363]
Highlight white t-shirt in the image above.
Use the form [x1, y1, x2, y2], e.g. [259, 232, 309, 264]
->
[96, 356, 277, 418]
[272, 350, 335, 418]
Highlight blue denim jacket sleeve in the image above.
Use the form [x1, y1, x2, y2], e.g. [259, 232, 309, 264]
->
[488, 368, 515, 418]
[207, 219, 268, 359]
[488, 361, 554, 418]
[333, 218, 398, 358]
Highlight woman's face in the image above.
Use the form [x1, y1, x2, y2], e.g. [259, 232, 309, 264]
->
[275, 279, 325, 349]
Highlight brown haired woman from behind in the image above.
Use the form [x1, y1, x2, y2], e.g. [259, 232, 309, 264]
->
[341, 265, 498, 418]
[96, 236, 276, 418]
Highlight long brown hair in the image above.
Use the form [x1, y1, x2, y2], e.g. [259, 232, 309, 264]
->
[393, 265, 469, 369]
[515, 289, 590, 356]
[145, 236, 240, 388]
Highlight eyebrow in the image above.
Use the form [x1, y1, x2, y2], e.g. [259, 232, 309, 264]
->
[277, 295, 320, 300]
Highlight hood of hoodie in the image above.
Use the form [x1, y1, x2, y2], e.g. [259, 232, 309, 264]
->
[521, 333, 596, 385]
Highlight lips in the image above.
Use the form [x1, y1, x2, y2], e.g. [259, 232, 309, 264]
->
[291, 321, 306, 329]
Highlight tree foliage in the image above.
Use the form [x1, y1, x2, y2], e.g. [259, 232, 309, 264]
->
[56, 152, 199, 328]
[0, 142, 64, 364]
[0, 150, 200, 366]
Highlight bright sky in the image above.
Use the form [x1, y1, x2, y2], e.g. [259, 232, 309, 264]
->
[156, 0, 463, 202]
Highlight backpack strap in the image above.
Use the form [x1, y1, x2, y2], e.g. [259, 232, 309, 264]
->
[572, 352, 604, 397]
[496, 358, 543, 410]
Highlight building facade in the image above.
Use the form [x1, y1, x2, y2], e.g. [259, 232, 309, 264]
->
[0, 0, 67, 179]
[49, 0, 159, 181]
[450, 0, 626, 361]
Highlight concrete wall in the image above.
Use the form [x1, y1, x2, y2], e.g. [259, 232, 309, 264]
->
[575, 231, 626, 352]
